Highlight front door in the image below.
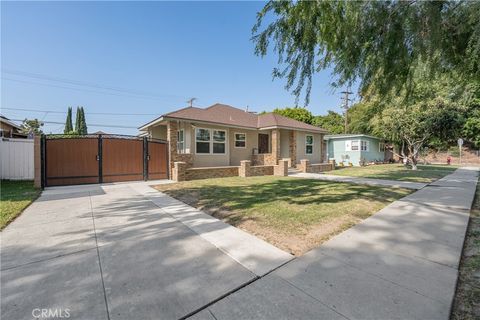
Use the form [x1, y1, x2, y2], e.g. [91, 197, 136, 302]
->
[258, 134, 269, 154]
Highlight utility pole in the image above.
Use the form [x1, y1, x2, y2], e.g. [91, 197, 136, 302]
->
[340, 90, 353, 134]
[187, 97, 197, 107]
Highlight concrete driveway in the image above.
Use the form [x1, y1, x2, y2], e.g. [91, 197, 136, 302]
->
[1, 181, 291, 320]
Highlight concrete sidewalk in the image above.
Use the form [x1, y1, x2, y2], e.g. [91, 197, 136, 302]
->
[290, 171, 427, 190]
[192, 167, 479, 319]
[1, 181, 291, 320]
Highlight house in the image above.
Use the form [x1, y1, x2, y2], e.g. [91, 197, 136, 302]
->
[325, 134, 388, 166]
[0, 115, 28, 138]
[139, 103, 328, 176]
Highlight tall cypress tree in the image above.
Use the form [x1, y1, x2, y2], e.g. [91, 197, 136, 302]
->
[64, 107, 73, 133]
[80, 107, 88, 134]
[75, 107, 81, 134]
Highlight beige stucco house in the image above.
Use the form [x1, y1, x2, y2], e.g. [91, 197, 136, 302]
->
[139, 103, 327, 176]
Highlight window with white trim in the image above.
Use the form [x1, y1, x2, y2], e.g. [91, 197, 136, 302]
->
[379, 142, 385, 152]
[177, 129, 185, 153]
[213, 130, 226, 154]
[361, 140, 368, 151]
[234, 133, 246, 148]
[351, 140, 359, 151]
[196, 128, 210, 154]
[305, 135, 313, 154]
[195, 128, 227, 154]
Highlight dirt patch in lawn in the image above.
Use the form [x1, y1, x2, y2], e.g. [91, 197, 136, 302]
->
[451, 179, 480, 320]
[155, 176, 411, 256]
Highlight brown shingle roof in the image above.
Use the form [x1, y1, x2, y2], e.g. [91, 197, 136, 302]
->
[142, 103, 326, 132]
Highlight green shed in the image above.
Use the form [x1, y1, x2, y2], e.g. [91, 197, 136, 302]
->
[324, 134, 387, 166]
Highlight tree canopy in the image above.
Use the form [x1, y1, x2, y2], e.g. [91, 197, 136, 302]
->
[74, 107, 88, 135]
[253, 1, 480, 105]
[272, 107, 314, 124]
[21, 119, 43, 135]
[312, 111, 344, 134]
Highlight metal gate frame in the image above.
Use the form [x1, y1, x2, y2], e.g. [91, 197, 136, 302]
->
[41, 134, 169, 188]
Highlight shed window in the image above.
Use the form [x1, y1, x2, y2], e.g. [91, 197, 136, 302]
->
[361, 140, 368, 151]
[305, 135, 313, 154]
[351, 140, 359, 151]
[379, 142, 385, 152]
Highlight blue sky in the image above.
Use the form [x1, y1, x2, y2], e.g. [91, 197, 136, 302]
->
[1, 1, 357, 135]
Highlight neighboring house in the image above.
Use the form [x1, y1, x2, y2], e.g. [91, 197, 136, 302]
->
[325, 134, 387, 166]
[0, 115, 27, 138]
[139, 103, 327, 175]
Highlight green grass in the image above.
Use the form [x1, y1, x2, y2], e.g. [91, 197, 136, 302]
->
[329, 164, 457, 183]
[0, 180, 41, 229]
[155, 176, 411, 255]
[451, 179, 480, 320]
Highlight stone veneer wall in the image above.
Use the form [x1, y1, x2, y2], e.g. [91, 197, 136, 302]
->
[298, 159, 334, 173]
[251, 153, 277, 166]
[185, 166, 239, 181]
[289, 130, 297, 166]
[249, 165, 274, 176]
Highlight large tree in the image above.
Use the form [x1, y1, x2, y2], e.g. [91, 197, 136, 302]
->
[272, 107, 314, 124]
[74, 107, 88, 135]
[312, 111, 344, 134]
[253, 1, 480, 105]
[64, 107, 73, 134]
[21, 119, 43, 136]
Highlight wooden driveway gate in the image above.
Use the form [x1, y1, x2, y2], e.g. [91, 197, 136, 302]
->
[42, 135, 168, 187]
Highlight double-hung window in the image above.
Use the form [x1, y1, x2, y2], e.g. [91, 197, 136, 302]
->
[177, 129, 185, 153]
[361, 140, 368, 151]
[195, 128, 227, 154]
[196, 128, 210, 154]
[234, 133, 246, 148]
[351, 140, 359, 151]
[305, 135, 313, 154]
[213, 130, 226, 154]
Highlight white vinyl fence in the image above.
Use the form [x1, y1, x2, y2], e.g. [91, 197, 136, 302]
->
[0, 138, 34, 180]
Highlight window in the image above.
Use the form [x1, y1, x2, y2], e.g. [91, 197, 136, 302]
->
[351, 140, 359, 151]
[196, 128, 210, 154]
[361, 140, 368, 151]
[213, 130, 226, 154]
[379, 142, 385, 152]
[234, 133, 246, 148]
[177, 129, 185, 153]
[305, 135, 313, 154]
[195, 128, 227, 154]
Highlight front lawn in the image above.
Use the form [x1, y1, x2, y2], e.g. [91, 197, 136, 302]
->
[330, 164, 457, 183]
[155, 176, 410, 255]
[0, 180, 41, 229]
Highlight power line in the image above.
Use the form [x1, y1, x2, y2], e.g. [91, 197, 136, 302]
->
[9, 118, 139, 129]
[2, 107, 160, 116]
[2, 68, 183, 99]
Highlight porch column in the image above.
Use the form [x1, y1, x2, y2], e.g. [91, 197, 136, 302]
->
[167, 121, 178, 178]
[289, 130, 297, 167]
[271, 129, 280, 165]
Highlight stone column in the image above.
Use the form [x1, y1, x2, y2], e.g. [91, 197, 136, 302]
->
[173, 161, 186, 182]
[274, 159, 288, 176]
[239, 160, 251, 177]
[289, 130, 297, 167]
[167, 121, 178, 178]
[271, 129, 280, 165]
[299, 159, 310, 173]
